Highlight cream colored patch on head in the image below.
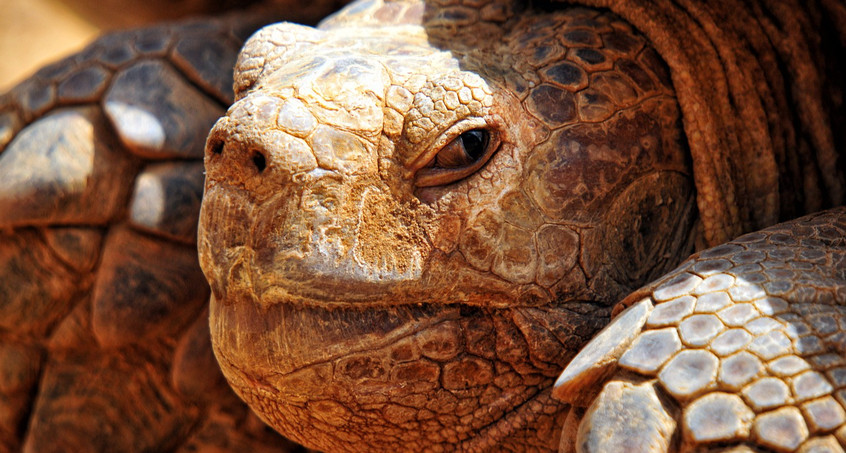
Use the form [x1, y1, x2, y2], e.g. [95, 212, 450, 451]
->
[353, 185, 426, 280]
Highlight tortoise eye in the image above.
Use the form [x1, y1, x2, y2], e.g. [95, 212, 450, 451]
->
[460, 129, 487, 158]
[433, 129, 488, 168]
[416, 129, 497, 187]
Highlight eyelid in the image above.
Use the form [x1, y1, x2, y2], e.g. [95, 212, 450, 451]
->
[414, 131, 500, 187]
[404, 117, 489, 176]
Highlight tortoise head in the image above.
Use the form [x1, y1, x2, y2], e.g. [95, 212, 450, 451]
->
[198, 0, 696, 450]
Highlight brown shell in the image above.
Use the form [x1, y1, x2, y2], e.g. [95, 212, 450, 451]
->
[0, 9, 337, 452]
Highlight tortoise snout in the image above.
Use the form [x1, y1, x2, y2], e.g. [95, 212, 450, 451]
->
[204, 94, 320, 196]
[205, 130, 271, 176]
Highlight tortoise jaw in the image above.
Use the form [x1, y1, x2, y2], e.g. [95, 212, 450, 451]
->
[209, 292, 594, 451]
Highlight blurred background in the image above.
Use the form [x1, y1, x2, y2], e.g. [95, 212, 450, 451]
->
[0, 0, 261, 91]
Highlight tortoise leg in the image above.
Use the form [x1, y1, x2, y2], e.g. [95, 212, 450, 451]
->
[557, 207, 846, 452]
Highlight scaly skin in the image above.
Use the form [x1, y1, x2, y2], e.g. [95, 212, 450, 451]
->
[0, 0, 842, 451]
[556, 207, 846, 452]
[201, 0, 846, 451]
[201, 0, 696, 450]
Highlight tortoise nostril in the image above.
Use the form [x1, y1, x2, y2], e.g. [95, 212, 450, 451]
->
[251, 151, 267, 173]
[210, 139, 224, 155]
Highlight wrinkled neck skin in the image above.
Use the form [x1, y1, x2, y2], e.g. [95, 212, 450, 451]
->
[198, 0, 697, 450]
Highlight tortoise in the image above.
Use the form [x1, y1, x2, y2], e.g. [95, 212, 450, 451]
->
[1, 0, 845, 451]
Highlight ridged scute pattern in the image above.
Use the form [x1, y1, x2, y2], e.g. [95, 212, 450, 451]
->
[572, 208, 846, 452]
[0, 10, 327, 453]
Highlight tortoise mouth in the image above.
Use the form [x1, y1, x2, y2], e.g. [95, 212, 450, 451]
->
[206, 235, 556, 311]
[210, 292, 462, 379]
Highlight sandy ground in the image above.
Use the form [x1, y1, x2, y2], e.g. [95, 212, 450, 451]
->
[0, 0, 100, 92]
